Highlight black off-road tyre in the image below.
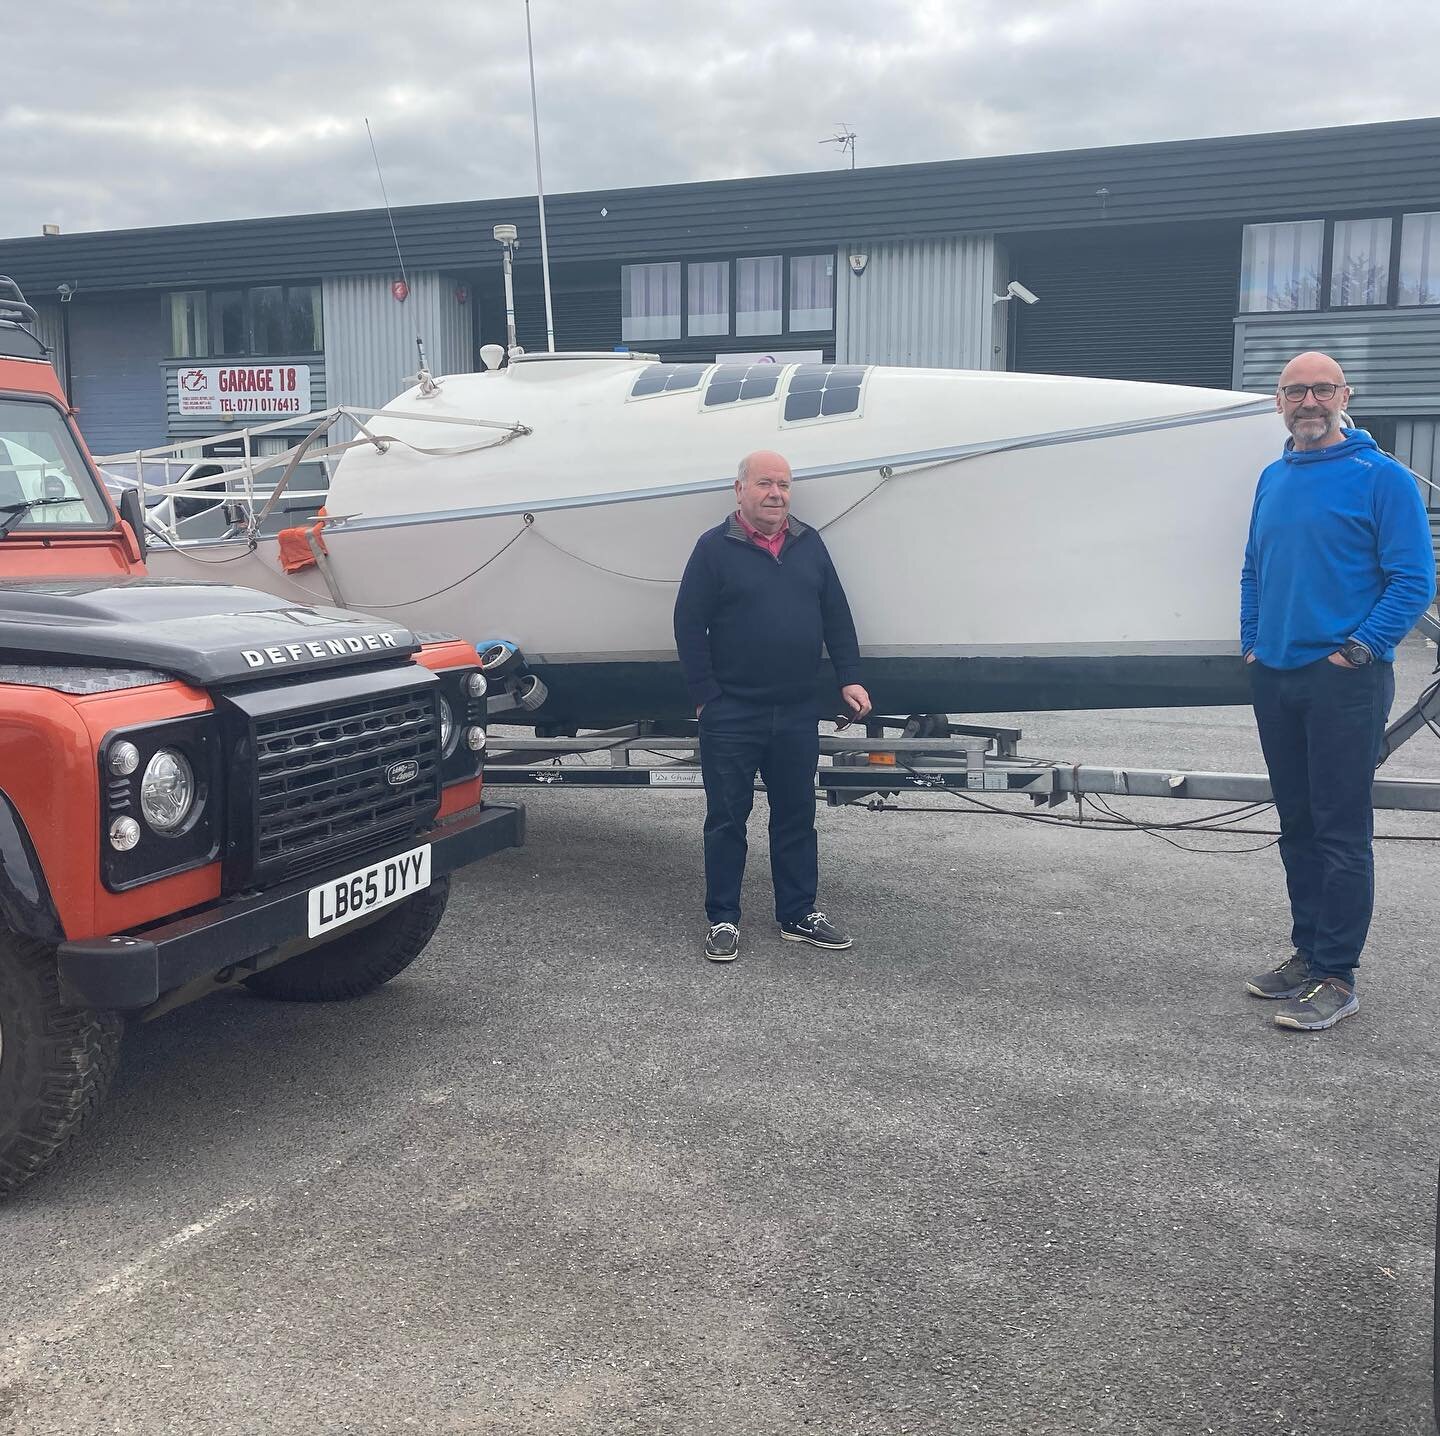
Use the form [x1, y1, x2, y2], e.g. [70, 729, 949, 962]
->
[243, 878, 451, 1002]
[0, 932, 124, 1197]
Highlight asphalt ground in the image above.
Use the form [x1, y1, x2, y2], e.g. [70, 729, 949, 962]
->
[4, 644, 1440, 1435]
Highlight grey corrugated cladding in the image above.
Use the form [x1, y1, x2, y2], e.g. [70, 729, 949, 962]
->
[835, 238, 1001, 368]
[3, 118, 1437, 295]
[1234, 310, 1440, 413]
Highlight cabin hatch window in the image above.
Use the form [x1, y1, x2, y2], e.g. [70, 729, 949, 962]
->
[1399, 213, 1440, 306]
[735, 256, 783, 336]
[687, 262, 729, 337]
[622, 263, 681, 342]
[1330, 218, 1391, 307]
[789, 255, 835, 331]
[1239, 221, 1323, 313]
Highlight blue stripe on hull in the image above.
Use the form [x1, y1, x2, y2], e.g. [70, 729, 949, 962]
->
[519, 654, 1250, 728]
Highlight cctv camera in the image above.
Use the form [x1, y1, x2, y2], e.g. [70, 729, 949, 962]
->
[1006, 280, 1039, 305]
[493, 223, 518, 244]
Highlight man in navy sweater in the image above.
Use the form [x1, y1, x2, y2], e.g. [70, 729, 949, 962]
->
[674, 449, 871, 962]
[1241, 351, 1435, 1030]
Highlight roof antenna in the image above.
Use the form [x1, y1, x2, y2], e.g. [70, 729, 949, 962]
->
[365, 116, 439, 396]
[820, 123, 857, 170]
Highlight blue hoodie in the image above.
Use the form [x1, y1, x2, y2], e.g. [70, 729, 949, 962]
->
[1240, 428, 1435, 668]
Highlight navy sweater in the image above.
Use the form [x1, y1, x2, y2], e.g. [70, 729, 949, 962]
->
[673, 515, 863, 708]
[1240, 429, 1435, 667]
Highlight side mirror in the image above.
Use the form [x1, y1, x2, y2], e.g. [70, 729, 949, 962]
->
[117, 485, 148, 559]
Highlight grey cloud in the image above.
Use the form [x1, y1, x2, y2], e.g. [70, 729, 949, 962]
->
[3, 0, 1437, 238]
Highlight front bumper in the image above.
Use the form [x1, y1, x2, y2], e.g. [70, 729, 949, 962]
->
[57, 802, 525, 1011]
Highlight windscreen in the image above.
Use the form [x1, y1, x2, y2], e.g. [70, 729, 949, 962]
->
[0, 398, 112, 530]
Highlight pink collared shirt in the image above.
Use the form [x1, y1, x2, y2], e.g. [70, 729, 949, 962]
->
[735, 509, 788, 559]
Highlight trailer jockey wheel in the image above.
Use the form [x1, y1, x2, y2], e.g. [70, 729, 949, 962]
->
[903, 713, 951, 741]
[477, 643, 523, 680]
[513, 672, 549, 712]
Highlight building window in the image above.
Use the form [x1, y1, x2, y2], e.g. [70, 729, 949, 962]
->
[210, 291, 247, 355]
[1330, 218, 1392, 307]
[1240, 221, 1324, 312]
[166, 284, 323, 357]
[789, 255, 835, 331]
[687, 262, 729, 337]
[736, 256, 783, 336]
[287, 284, 324, 352]
[621, 263, 681, 341]
[1399, 212, 1440, 307]
[166, 291, 209, 357]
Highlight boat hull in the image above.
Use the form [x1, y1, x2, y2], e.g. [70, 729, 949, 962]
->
[141, 357, 1294, 722]
[145, 396, 1275, 722]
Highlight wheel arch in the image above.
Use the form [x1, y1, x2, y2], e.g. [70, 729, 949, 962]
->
[0, 787, 63, 945]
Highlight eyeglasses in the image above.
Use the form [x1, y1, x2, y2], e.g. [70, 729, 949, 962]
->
[1279, 382, 1344, 403]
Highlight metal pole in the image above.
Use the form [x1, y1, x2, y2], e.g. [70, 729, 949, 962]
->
[501, 242, 519, 354]
[524, 0, 556, 352]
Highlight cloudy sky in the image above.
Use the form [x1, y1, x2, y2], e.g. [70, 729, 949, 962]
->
[5, 0, 1438, 239]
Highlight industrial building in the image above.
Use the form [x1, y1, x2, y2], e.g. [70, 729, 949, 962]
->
[1, 116, 1437, 489]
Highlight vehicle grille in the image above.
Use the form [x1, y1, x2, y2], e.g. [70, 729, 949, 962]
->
[250, 684, 441, 883]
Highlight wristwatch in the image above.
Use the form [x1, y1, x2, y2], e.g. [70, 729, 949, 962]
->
[1341, 639, 1373, 667]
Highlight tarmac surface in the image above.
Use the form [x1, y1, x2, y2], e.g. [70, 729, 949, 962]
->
[4, 643, 1440, 1435]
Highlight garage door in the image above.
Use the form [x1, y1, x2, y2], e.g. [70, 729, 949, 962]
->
[65, 294, 167, 455]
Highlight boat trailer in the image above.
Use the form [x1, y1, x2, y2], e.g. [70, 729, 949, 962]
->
[480, 620, 1440, 817]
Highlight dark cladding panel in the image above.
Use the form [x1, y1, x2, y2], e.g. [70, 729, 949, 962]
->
[1010, 223, 1241, 390]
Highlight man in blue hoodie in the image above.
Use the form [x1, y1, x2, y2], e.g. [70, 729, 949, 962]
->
[1241, 351, 1435, 1031]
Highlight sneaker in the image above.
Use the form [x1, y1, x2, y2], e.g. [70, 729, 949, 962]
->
[704, 923, 739, 962]
[779, 911, 853, 951]
[1245, 949, 1311, 1000]
[1273, 977, 1359, 1032]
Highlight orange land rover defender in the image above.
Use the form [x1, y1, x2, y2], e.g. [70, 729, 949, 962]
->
[0, 278, 523, 1195]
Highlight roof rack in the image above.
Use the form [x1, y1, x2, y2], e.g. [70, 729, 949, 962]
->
[0, 276, 39, 328]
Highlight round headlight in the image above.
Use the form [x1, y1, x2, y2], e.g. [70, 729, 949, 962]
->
[109, 741, 141, 776]
[109, 816, 141, 851]
[465, 726, 486, 752]
[466, 671, 488, 699]
[438, 695, 458, 756]
[140, 749, 196, 832]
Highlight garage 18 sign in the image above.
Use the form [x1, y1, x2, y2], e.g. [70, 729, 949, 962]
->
[177, 365, 313, 416]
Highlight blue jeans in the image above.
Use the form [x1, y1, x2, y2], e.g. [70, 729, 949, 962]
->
[699, 695, 820, 925]
[1249, 657, 1395, 984]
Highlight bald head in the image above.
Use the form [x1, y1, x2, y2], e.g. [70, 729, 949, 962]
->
[735, 450, 792, 536]
[1275, 351, 1351, 452]
[1277, 351, 1347, 390]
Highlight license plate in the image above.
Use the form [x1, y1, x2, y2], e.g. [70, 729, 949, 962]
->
[307, 845, 431, 938]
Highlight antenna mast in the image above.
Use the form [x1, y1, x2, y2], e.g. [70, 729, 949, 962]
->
[365, 117, 437, 392]
[820, 124, 857, 171]
[524, 0, 557, 353]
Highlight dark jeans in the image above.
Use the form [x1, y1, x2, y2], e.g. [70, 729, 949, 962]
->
[699, 695, 820, 926]
[1249, 657, 1395, 983]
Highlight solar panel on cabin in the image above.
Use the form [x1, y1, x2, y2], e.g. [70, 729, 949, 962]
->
[738, 370, 780, 400]
[783, 365, 867, 422]
[704, 380, 743, 406]
[703, 364, 781, 407]
[820, 368, 864, 416]
[630, 363, 708, 398]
